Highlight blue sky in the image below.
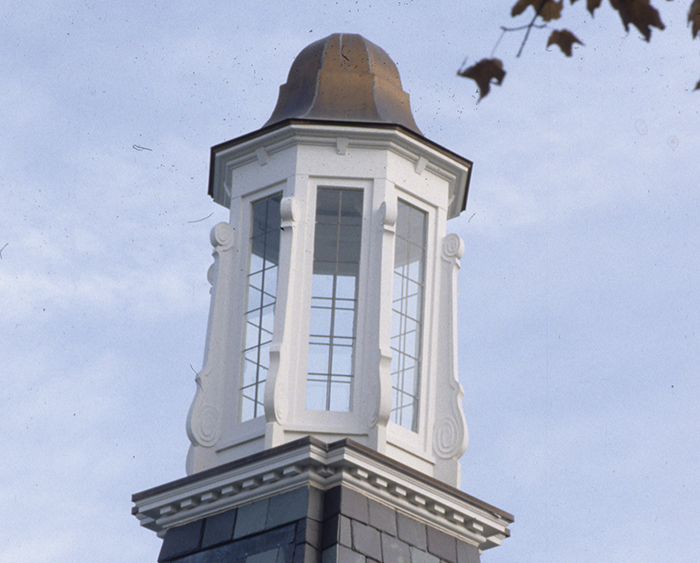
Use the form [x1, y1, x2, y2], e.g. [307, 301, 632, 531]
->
[2, 1, 699, 562]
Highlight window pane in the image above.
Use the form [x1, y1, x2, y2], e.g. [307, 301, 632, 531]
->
[390, 200, 426, 432]
[260, 304, 275, 335]
[308, 343, 330, 375]
[312, 274, 334, 298]
[306, 188, 362, 411]
[306, 379, 327, 411]
[247, 286, 262, 312]
[340, 190, 363, 224]
[241, 193, 282, 421]
[333, 308, 355, 337]
[310, 306, 332, 337]
[329, 379, 351, 411]
[331, 344, 353, 375]
[249, 271, 263, 292]
[243, 357, 259, 388]
[335, 275, 356, 299]
[250, 252, 264, 276]
[240, 396, 256, 422]
[263, 269, 277, 297]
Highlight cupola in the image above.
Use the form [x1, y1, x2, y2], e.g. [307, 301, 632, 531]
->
[188, 33, 472, 486]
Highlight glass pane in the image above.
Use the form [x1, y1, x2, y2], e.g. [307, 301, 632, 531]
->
[260, 304, 275, 335]
[316, 188, 341, 218]
[336, 275, 356, 299]
[307, 188, 363, 412]
[339, 225, 362, 261]
[310, 306, 332, 338]
[332, 309, 354, 337]
[241, 193, 282, 422]
[263, 268, 277, 296]
[249, 252, 264, 276]
[243, 358, 259, 387]
[394, 237, 409, 269]
[251, 204, 268, 239]
[258, 345, 270, 370]
[308, 343, 330, 374]
[306, 379, 327, 411]
[247, 286, 262, 313]
[406, 292, 419, 321]
[329, 380, 351, 411]
[331, 344, 352, 375]
[313, 225, 339, 263]
[240, 396, 256, 422]
[401, 365, 416, 394]
[340, 190, 363, 225]
[246, 318, 260, 346]
[249, 271, 263, 292]
[409, 206, 426, 246]
[336, 261, 359, 277]
[262, 289, 275, 308]
[391, 200, 426, 432]
[267, 197, 281, 231]
[244, 348, 259, 364]
[408, 256, 422, 281]
[312, 274, 334, 299]
[396, 211, 410, 240]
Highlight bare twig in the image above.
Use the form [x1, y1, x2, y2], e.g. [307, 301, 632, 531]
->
[187, 213, 214, 224]
[517, 0, 550, 57]
[0, 243, 7, 259]
[487, 2, 549, 60]
[491, 29, 508, 58]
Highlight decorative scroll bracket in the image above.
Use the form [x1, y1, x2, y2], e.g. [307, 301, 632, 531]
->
[432, 233, 468, 483]
[186, 223, 236, 452]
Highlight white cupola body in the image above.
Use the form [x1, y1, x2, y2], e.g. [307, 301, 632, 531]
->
[187, 33, 473, 488]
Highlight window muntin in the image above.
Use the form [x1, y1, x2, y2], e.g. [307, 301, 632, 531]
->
[241, 193, 282, 421]
[390, 200, 427, 431]
[306, 188, 363, 411]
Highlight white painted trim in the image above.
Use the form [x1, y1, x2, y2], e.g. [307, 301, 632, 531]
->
[134, 439, 511, 551]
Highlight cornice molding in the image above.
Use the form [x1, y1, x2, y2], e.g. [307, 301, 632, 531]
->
[133, 438, 512, 551]
[209, 121, 471, 219]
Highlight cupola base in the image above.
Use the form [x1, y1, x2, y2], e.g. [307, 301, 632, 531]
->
[133, 438, 512, 563]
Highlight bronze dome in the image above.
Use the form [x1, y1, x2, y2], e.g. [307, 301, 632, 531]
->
[265, 33, 421, 134]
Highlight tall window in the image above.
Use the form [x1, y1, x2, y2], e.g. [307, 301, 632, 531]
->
[241, 193, 282, 421]
[306, 188, 363, 411]
[391, 200, 427, 431]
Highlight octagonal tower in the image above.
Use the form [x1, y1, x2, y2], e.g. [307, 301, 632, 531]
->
[133, 34, 512, 563]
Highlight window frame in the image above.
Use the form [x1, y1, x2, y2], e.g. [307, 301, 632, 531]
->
[390, 198, 429, 432]
[239, 190, 283, 422]
[305, 186, 365, 413]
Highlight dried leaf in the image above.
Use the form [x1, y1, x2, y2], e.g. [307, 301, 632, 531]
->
[511, 0, 537, 17]
[695, 77, 700, 91]
[511, 0, 563, 21]
[541, 0, 564, 21]
[609, 0, 665, 41]
[458, 58, 506, 101]
[587, 0, 603, 15]
[547, 29, 584, 56]
[571, 0, 602, 14]
[689, 0, 700, 39]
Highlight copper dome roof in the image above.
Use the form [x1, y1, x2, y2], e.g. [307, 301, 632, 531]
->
[265, 33, 421, 134]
